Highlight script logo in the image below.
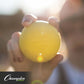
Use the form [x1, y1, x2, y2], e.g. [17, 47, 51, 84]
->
[4, 74, 25, 82]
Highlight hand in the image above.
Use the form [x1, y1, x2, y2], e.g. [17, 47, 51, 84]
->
[7, 14, 63, 82]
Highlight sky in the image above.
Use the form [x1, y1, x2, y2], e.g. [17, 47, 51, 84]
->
[0, 0, 65, 15]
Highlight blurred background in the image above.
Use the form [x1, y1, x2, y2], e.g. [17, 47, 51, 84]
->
[0, 0, 66, 71]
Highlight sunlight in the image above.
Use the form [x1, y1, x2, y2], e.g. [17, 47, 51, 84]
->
[22, 0, 61, 14]
[0, 0, 65, 15]
[26, 0, 54, 10]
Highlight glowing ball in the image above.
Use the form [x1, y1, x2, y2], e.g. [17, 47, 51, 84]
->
[19, 20, 61, 62]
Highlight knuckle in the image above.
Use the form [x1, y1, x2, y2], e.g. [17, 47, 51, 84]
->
[22, 14, 37, 23]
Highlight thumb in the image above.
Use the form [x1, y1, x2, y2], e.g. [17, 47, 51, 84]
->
[49, 54, 63, 70]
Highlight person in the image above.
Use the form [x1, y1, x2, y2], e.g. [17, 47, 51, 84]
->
[7, 0, 84, 84]
[7, 14, 63, 82]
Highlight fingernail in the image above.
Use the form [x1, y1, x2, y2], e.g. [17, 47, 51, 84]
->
[22, 15, 35, 23]
[22, 16, 32, 22]
[49, 16, 59, 23]
[48, 16, 57, 20]
[18, 32, 21, 35]
[30, 14, 37, 19]
[15, 32, 21, 38]
[22, 14, 37, 25]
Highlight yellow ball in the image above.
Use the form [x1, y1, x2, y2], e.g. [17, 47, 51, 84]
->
[19, 20, 61, 62]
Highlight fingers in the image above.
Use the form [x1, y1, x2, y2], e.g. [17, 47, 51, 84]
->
[11, 32, 24, 62]
[7, 32, 24, 63]
[22, 14, 37, 27]
[48, 16, 59, 30]
[49, 54, 63, 70]
[7, 40, 16, 63]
